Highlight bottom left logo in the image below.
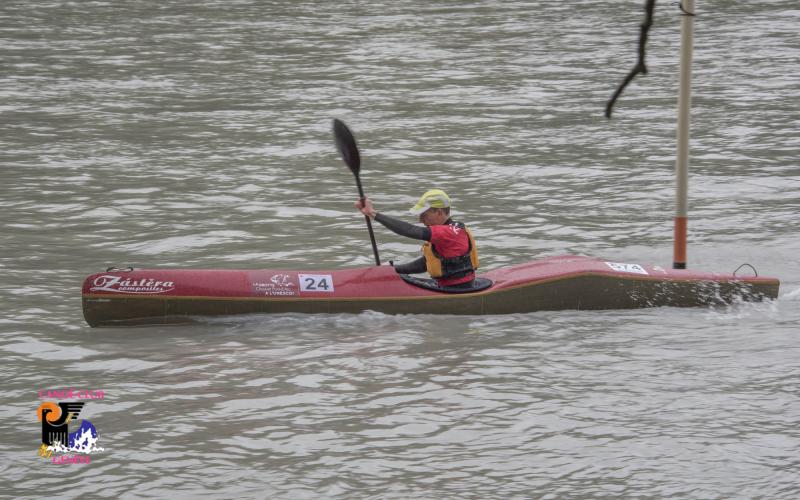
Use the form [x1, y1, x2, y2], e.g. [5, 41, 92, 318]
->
[37, 401, 103, 464]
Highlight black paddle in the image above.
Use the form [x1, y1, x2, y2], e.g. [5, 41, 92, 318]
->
[332, 119, 381, 266]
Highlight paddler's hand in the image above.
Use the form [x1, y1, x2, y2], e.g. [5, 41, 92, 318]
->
[355, 198, 377, 219]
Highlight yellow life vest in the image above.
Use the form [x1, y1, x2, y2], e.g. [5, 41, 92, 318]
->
[422, 224, 479, 279]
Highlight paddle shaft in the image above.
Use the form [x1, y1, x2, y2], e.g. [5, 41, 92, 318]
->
[354, 175, 381, 266]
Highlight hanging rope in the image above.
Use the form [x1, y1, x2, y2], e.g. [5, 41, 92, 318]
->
[605, 0, 657, 119]
[733, 263, 758, 277]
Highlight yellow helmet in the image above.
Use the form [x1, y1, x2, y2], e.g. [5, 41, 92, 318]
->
[409, 189, 451, 215]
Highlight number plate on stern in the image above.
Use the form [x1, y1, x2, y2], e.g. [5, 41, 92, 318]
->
[604, 262, 649, 275]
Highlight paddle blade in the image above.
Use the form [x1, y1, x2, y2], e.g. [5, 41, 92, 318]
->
[332, 118, 360, 175]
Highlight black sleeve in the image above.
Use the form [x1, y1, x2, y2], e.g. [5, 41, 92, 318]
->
[374, 213, 431, 241]
[393, 256, 427, 275]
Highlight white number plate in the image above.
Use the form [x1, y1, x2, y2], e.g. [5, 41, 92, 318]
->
[298, 274, 335, 292]
[605, 262, 649, 275]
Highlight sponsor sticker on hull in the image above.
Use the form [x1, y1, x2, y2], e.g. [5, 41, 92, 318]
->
[252, 273, 299, 297]
[90, 275, 175, 294]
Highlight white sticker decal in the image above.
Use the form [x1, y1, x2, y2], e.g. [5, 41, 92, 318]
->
[252, 273, 298, 297]
[605, 262, 649, 275]
[298, 274, 335, 293]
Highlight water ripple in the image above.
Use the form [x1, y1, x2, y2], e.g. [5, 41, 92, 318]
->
[1, 0, 798, 497]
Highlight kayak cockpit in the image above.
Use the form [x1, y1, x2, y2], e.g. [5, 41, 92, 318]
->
[399, 274, 494, 293]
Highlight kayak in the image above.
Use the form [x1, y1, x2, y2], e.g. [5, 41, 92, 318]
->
[81, 255, 779, 327]
[80, 11, 786, 328]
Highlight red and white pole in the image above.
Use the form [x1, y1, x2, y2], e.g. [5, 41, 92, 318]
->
[674, 0, 695, 269]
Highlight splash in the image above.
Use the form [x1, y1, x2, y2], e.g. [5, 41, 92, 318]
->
[703, 294, 780, 322]
[781, 286, 800, 301]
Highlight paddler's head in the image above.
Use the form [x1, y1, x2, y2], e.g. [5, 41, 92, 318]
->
[410, 189, 451, 226]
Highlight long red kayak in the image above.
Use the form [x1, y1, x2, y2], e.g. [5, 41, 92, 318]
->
[81, 255, 779, 327]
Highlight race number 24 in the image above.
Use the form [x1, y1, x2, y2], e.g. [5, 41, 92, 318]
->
[298, 274, 335, 293]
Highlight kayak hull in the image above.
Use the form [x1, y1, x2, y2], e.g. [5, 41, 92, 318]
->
[81, 256, 779, 327]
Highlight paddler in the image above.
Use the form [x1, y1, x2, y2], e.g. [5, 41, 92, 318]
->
[355, 189, 479, 289]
